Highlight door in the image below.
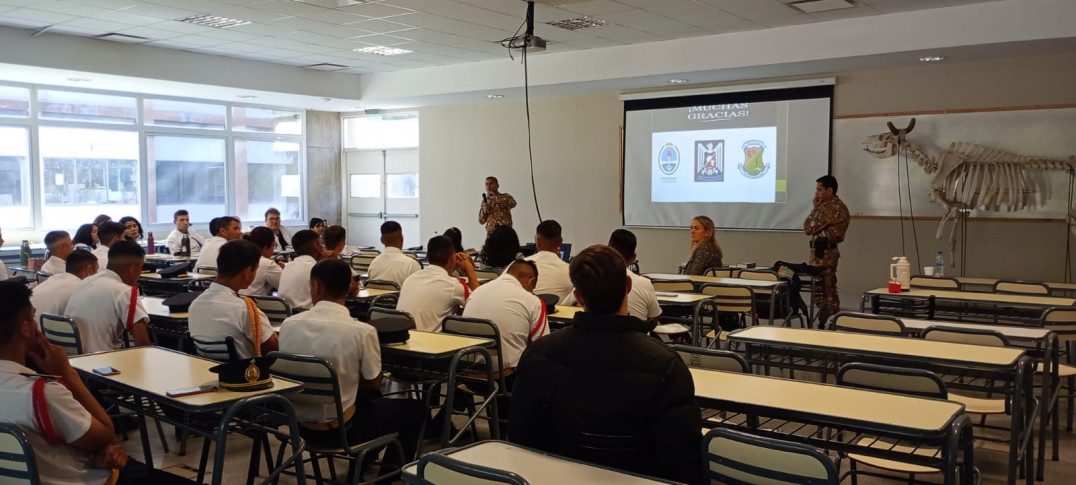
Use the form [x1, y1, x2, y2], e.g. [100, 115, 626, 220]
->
[345, 149, 419, 249]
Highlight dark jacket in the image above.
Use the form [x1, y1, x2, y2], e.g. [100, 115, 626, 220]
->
[684, 243, 722, 275]
[508, 312, 702, 484]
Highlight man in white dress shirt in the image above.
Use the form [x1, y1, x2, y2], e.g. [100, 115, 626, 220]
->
[66, 240, 152, 353]
[90, 222, 126, 271]
[265, 208, 293, 252]
[278, 258, 423, 466]
[562, 229, 661, 323]
[0, 227, 7, 281]
[368, 221, 421, 287]
[240, 227, 284, 296]
[189, 239, 279, 360]
[195, 216, 242, 273]
[524, 220, 573, 302]
[165, 210, 205, 258]
[31, 249, 98, 325]
[277, 230, 324, 310]
[397, 235, 480, 332]
[462, 259, 549, 373]
[40, 230, 74, 275]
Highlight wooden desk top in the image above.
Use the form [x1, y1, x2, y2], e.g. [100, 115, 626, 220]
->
[69, 347, 301, 410]
[381, 330, 492, 359]
[899, 318, 1052, 341]
[729, 327, 1025, 368]
[142, 296, 188, 320]
[140, 272, 215, 281]
[690, 368, 964, 434]
[954, 277, 1076, 292]
[646, 273, 784, 289]
[866, 287, 1075, 307]
[351, 288, 398, 300]
[402, 441, 673, 484]
[145, 254, 191, 262]
[549, 305, 585, 321]
[655, 292, 713, 304]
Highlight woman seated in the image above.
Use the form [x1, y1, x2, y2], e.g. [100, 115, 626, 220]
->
[118, 216, 143, 242]
[683, 215, 723, 275]
[477, 225, 521, 274]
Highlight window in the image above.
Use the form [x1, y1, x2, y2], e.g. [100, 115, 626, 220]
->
[343, 113, 418, 149]
[0, 126, 31, 228]
[38, 89, 137, 124]
[144, 99, 226, 130]
[350, 174, 380, 198]
[235, 139, 301, 221]
[39, 127, 139, 228]
[232, 106, 302, 135]
[0, 85, 30, 118]
[148, 135, 226, 224]
[387, 173, 418, 198]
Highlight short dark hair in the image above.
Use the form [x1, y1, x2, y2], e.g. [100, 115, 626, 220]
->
[536, 220, 562, 240]
[380, 221, 402, 236]
[309, 217, 325, 229]
[265, 208, 281, 219]
[310, 258, 352, 300]
[98, 222, 127, 244]
[816, 175, 838, 194]
[107, 240, 145, 271]
[44, 230, 70, 251]
[173, 209, 189, 221]
[569, 245, 627, 314]
[486, 176, 498, 184]
[426, 235, 455, 266]
[443, 227, 464, 253]
[0, 281, 32, 342]
[607, 229, 637, 261]
[292, 230, 320, 256]
[243, 226, 275, 250]
[65, 249, 97, 275]
[93, 214, 112, 226]
[506, 259, 538, 280]
[217, 239, 261, 277]
[118, 216, 144, 240]
[323, 225, 347, 250]
[218, 216, 239, 232]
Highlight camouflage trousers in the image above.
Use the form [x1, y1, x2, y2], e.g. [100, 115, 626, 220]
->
[809, 248, 840, 326]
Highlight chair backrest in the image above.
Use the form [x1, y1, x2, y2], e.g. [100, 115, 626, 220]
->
[909, 275, 959, 290]
[994, 280, 1050, 295]
[0, 422, 39, 485]
[249, 295, 292, 327]
[350, 255, 376, 272]
[369, 307, 417, 331]
[358, 249, 381, 257]
[192, 336, 239, 362]
[651, 280, 695, 293]
[196, 266, 218, 276]
[1041, 306, 1076, 343]
[836, 362, 947, 399]
[34, 272, 50, 283]
[557, 243, 572, 263]
[921, 325, 1011, 347]
[442, 315, 504, 371]
[364, 279, 401, 291]
[704, 267, 741, 278]
[369, 293, 399, 311]
[828, 312, 906, 336]
[703, 427, 838, 485]
[671, 345, 749, 373]
[737, 269, 779, 282]
[39, 313, 82, 356]
[402, 251, 425, 269]
[416, 452, 528, 485]
[699, 283, 754, 314]
[266, 352, 351, 450]
[210, 394, 307, 485]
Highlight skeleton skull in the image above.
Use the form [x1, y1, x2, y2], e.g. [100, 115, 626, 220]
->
[862, 133, 897, 158]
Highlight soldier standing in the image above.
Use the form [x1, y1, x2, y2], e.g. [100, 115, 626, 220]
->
[478, 176, 517, 233]
[804, 175, 850, 325]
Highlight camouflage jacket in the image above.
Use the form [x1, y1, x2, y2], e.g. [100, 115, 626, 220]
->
[804, 196, 850, 244]
[479, 193, 517, 232]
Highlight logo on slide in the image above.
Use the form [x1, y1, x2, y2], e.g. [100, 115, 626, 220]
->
[658, 143, 680, 175]
[738, 140, 770, 179]
[694, 140, 724, 182]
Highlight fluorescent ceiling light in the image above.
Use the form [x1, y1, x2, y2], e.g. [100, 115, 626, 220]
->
[487, 94, 504, 99]
[353, 46, 412, 56]
[178, 14, 252, 29]
[667, 79, 689, 84]
[789, 0, 855, 14]
[547, 17, 608, 31]
[919, 56, 946, 62]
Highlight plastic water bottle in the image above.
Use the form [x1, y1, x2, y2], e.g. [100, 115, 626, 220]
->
[934, 250, 945, 277]
[146, 232, 155, 254]
[20, 240, 30, 268]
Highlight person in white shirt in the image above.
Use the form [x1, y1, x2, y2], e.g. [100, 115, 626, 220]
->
[562, 229, 661, 323]
[90, 222, 126, 271]
[41, 230, 74, 275]
[319, 224, 348, 261]
[240, 227, 284, 296]
[462, 260, 549, 373]
[524, 220, 573, 302]
[265, 207, 293, 252]
[397, 235, 480, 332]
[165, 209, 206, 258]
[195, 216, 242, 273]
[278, 258, 424, 465]
[31, 249, 98, 325]
[66, 240, 153, 353]
[189, 240, 279, 360]
[277, 230, 325, 310]
[368, 221, 421, 287]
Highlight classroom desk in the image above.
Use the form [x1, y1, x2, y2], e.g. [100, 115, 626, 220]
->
[689, 368, 975, 484]
[140, 271, 216, 281]
[402, 440, 676, 485]
[352, 287, 399, 301]
[728, 326, 1035, 485]
[864, 287, 1076, 324]
[547, 305, 584, 329]
[956, 277, 1076, 298]
[649, 276, 791, 340]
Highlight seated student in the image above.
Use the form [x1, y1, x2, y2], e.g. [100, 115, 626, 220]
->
[118, 216, 143, 243]
[195, 216, 242, 273]
[32, 249, 98, 325]
[240, 227, 284, 297]
[309, 217, 326, 237]
[562, 229, 661, 323]
[73, 223, 98, 251]
[0, 226, 6, 281]
[509, 245, 702, 485]
[398, 235, 480, 332]
[66, 241, 152, 353]
[41, 230, 75, 275]
[278, 258, 424, 467]
[91, 222, 126, 270]
[462, 259, 549, 377]
[320, 225, 348, 260]
[523, 220, 573, 301]
[189, 240, 279, 360]
[277, 230, 324, 310]
[165, 210, 206, 258]
[265, 208, 292, 252]
[477, 225, 521, 274]
[92, 214, 112, 227]
[368, 221, 421, 286]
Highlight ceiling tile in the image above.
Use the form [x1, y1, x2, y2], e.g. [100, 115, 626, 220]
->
[559, 0, 638, 16]
[145, 20, 218, 34]
[92, 10, 167, 26]
[115, 25, 184, 40]
[4, 7, 77, 23]
[61, 17, 135, 32]
[28, 0, 110, 17]
[338, 2, 415, 18]
[266, 15, 335, 31]
[343, 17, 416, 34]
[120, 3, 199, 20]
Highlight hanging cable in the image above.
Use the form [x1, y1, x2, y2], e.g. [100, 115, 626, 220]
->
[522, 42, 542, 222]
[1066, 169, 1074, 283]
[896, 148, 907, 258]
[902, 150, 922, 271]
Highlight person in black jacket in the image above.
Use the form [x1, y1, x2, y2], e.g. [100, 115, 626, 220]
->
[508, 245, 702, 484]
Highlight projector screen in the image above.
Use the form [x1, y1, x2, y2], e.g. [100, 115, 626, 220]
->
[622, 84, 833, 231]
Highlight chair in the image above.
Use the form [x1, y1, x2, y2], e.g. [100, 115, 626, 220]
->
[441, 316, 509, 436]
[192, 336, 239, 362]
[994, 280, 1050, 295]
[704, 267, 741, 278]
[402, 251, 425, 269]
[39, 313, 82, 356]
[364, 279, 400, 291]
[699, 284, 756, 347]
[369, 293, 399, 311]
[651, 280, 695, 293]
[369, 308, 417, 333]
[828, 312, 906, 336]
[1041, 307, 1076, 431]
[920, 326, 1011, 431]
[702, 427, 838, 485]
[250, 295, 293, 327]
[671, 345, 749, 373]
[414, 452, 527, 485]
[0, 422, 39, 484]
[196, 266, 218, 276]
[737, 270, 805, 328]
[267, 352, 404, 485]
[909, 276, 960, 290]
[350, 255, 376, 273]
[208, 394, 309, 485]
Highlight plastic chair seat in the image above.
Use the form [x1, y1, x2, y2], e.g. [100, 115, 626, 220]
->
[704, 329, 728, 341]
[847, 438, 941, 474]
[653, 323, 690, 335]
[949, 393, 1007, 414]
[1037, 362, 1076, 377]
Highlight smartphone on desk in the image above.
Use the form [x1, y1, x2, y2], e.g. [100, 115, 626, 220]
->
[166, 385, 218, 398]
[92, 366, 120, 376]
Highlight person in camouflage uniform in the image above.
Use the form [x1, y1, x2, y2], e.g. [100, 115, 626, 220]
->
[479, 176, 517, 233]
[803, 175, 850, 326]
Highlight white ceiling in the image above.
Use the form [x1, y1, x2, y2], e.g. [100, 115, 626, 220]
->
[0, 0, 1001, 75]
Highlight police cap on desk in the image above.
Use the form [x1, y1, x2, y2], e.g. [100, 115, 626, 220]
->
[371, 317, 411, 344]
[162, 291, 203, 313]
[208, 356, 276, 392]
[158, 264, 189, 279]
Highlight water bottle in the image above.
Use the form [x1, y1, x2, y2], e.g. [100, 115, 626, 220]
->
[20, 240, 30, 268]
[146, 232, 155, 254]
[181, 234, 190, 256]
[934, 250, 945, 277]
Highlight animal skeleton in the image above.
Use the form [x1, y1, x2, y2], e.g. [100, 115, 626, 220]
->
[862, 119, 1076, 251]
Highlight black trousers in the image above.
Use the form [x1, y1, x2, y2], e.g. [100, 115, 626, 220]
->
[301, 392, 425, 467]
[116, 459, 197, 484]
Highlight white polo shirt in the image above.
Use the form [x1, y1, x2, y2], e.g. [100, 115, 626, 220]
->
[272, 226, 293, 252]
[0, 361, 111, 485]
[278, 300, 381, 423]
[194, 236, 226, 272]
[561, 269, 663, 321]
[189, 282, 275, 360]
[462, 273, 549, 369]
[278, 255, 317, 310]
[398, 266, 469, 332]
[241, 257, 283, 296]
[40, 256, 66, 275]
[525, 251, 573, 302]
[90, 245, 110, 271]
[31, 272, 83, 325]
[66, 270, 147, 353]
[165, 228, 205, 257]
[367, 247, 421, 287]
